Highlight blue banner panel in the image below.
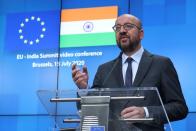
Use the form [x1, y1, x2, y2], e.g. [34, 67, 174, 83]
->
[5, 10, 60, 51]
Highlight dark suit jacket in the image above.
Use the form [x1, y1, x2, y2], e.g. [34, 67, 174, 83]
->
[92, 50, 188, 131]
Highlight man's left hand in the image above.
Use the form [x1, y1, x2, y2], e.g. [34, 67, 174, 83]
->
[121, 106, 145, 119]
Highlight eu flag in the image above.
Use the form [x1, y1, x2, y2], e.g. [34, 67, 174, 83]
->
[90, 126, 105, 131]
[5, 10, 60, 51]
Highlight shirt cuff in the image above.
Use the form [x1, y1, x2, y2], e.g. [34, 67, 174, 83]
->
[143, 107, 149, 118]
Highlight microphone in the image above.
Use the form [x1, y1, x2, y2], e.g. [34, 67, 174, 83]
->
[102, 57, 121, 87]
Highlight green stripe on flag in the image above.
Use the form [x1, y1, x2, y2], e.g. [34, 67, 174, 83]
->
[60, 32, 116, 48]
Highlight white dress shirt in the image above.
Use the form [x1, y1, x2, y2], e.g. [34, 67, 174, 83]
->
[122, 46, 144, 84]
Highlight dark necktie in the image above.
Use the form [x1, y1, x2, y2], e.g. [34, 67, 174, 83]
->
[125, 57, 133, 87]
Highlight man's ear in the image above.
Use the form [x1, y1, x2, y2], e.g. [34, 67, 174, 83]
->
[139, 29, 144, 40]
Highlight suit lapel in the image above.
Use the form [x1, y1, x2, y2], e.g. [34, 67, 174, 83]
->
[133, 50, 153, 86]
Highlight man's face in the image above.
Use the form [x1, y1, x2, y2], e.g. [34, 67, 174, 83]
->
[114, 15, 143, 53]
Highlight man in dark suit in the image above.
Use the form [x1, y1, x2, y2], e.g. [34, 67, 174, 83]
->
[72, 14, 188, 130]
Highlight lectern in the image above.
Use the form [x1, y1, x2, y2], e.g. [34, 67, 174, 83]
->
[37, 87, 173, 131]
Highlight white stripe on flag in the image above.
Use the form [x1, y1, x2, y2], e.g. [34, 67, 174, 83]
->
[60, 19, 116, 35]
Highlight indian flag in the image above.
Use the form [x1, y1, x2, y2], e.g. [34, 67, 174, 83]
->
[60, 6, 118, 48]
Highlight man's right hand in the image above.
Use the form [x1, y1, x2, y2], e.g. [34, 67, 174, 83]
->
[72, 64, 89, 89]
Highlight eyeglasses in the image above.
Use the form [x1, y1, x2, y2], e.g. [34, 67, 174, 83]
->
[112, 23, 141, 32]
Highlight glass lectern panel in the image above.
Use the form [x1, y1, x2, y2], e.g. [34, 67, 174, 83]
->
[37, 87, 173, 131]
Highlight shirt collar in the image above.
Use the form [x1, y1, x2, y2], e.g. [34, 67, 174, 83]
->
[122, 46, 144, 64]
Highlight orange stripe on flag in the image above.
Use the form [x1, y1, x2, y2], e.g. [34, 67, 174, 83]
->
[61, 6, 117, 22]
